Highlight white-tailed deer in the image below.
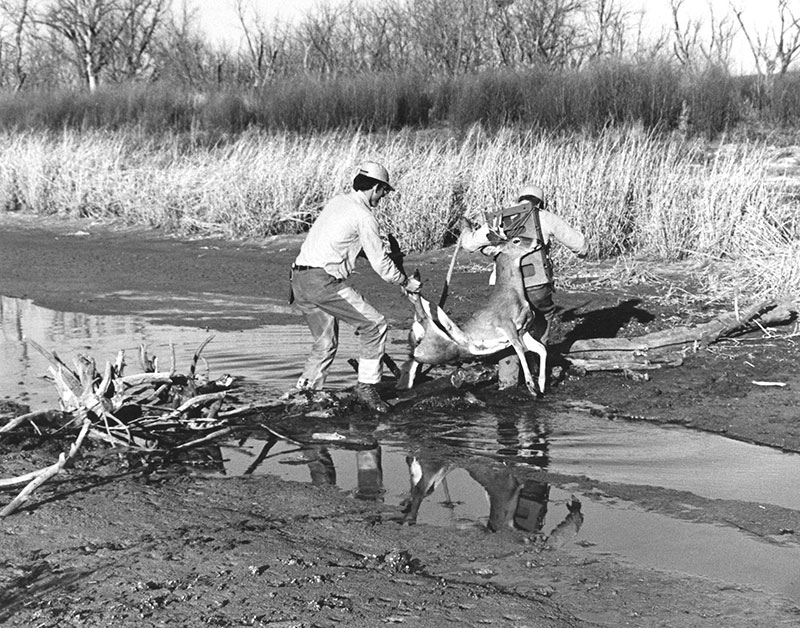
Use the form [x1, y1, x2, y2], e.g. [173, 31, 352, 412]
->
[401, 234, 547, 395]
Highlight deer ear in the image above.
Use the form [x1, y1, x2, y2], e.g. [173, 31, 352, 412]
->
[487, 230, 503, 245]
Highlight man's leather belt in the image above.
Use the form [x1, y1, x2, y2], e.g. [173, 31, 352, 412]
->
[292, 264, 343, 283]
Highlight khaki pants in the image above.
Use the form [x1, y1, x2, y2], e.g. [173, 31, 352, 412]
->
[291, 268, 387, 389]
[498, 283, 556, 388]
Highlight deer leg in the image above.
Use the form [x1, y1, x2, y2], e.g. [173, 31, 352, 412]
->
[397, 358, 420, 390]
[522, 332, 547, 394]
[500, 328, 540, 396]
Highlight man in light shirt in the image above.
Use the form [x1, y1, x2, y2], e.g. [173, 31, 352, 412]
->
[289, 161, 420, 412]
[461, 183, 587, 390]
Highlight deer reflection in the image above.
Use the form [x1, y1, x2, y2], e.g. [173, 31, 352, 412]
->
[399, 414, 581, 543]
[400, 454, 582, 544]
[400, 455, 450, 523]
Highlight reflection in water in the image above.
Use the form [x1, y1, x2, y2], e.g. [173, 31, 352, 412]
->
[400, 456, 449, 523]
[355, 448, 384, 502]
[201, 417, 575, 542]
[203, 426, 800, 603]
[466, 466, 541, 533]
[514, 481, 550, 533]
[496, 414, 550, 465]
[0, 295, 401, 409]
[5, 294, 800, 602]
[399, 453, 581, 543]
[302, 447, 337, 486]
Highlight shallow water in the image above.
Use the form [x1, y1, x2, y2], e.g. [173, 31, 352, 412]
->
[3, 294, 800, 602]
[206, 423, 800, 602]
[0, 294, 374, 408]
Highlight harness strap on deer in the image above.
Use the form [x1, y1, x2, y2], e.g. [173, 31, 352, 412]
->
[484, 201, 552, 289]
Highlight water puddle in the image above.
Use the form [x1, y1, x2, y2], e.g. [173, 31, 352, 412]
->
[1, 295, 384, 409]
[203, 417, 800, 602]
[3, 294, 800, 602]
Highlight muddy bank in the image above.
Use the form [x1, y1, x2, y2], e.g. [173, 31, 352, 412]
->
[2, 213, 800, 627]
[2, 212, 798, 452]
[2, 458, 794, 628]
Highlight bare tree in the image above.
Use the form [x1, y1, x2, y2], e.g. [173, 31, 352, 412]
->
[349, 2, 409, 72]
[670, 0, 734, 71]
[34, 0, 166, 90]
[584, 0, 630, 61]
[499, 0, 586, 69]
[733, 0, 800, 76]
[670, 0, 703, 69]
[109, 0, 167, 81]
[699, 3, 735, 68]
[233, 0, 291, 85]
[151, 1, 216, 87]
[0, 0, 32, 89]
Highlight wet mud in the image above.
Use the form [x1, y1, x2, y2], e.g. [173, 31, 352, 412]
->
[1, 213, 800, 627]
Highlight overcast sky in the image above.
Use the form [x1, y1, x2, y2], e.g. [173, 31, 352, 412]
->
[191, 0, 779, 73]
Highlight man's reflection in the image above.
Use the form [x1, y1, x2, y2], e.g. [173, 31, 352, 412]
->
[513, 480, 550, 533]
[296, 444, 386, 502]
[496, 415, 550, 467]
[301, 446, 336, 486]
[466, 464, 549, 533]
[355, 446, 384, 502]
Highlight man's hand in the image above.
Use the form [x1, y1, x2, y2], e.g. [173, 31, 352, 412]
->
[459, 216, 476, 233]
[402, 276, 421, 295]
[486, 228, 507, 245]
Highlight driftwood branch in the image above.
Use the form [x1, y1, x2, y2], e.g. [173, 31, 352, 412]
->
[1, 418, 91, 517]
[0, 410, 61, 435]
[26, 337, 81, 391]
[564, 298, 798, 372]
[0, 337, 247, 515]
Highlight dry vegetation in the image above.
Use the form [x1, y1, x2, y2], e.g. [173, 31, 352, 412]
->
[0, 125, 796, 302]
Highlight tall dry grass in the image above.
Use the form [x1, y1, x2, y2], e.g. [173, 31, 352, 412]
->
[0, 126, 795, 301]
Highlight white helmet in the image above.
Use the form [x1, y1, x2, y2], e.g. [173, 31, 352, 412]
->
[354, 161, 394, 191]
[517, 183, 545, 206]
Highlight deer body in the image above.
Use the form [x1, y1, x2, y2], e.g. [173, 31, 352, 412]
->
[403, 235, 547, 395]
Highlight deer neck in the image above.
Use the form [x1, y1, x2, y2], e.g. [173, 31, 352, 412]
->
[493, 255, 526, 299]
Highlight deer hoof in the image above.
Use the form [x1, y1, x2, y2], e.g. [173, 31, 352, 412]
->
[526, 382, 543, 398]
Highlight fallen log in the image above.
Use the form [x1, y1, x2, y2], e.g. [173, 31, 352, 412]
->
[565, 357, 683, 372]
[564, 298, 798, 372]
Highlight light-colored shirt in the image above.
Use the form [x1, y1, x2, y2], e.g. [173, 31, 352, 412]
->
[295, 191, 405, 284]
[461, 209, 587, 256]
[461, 209, 587, 286]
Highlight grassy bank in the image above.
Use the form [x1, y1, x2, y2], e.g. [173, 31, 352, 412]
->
[0, 126, 796, 301]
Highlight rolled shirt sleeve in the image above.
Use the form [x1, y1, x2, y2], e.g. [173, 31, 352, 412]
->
[545, 213, 588, 257]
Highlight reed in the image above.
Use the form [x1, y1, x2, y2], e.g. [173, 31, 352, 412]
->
[0, 126, 795, 301]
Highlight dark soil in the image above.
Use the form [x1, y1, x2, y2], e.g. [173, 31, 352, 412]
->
[1, 213, 799, 627]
